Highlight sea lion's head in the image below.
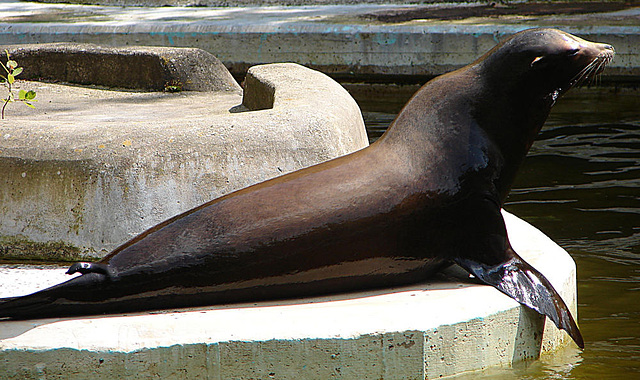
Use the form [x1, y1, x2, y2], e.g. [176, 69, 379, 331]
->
[478, 28, 615, 106]
[469, 29, 614, 200]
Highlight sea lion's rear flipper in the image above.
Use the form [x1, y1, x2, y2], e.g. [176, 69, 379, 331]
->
[454, 249, 584, 349]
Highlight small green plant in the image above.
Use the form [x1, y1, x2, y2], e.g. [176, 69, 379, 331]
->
[1, 50, 37, 119]
[164, 79, 183, 93]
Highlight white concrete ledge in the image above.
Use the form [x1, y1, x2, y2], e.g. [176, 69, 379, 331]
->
[0, 211, 578, 379]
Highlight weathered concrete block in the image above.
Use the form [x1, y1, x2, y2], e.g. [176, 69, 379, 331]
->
[0, 45, 368, 260]
[2, 43, 241, 92]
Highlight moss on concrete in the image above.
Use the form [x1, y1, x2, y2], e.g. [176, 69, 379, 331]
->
[0, 235, 100, 263]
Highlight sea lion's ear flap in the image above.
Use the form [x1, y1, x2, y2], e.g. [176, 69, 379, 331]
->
[454, 248, 584, 349]
[531, 56, 545, 67]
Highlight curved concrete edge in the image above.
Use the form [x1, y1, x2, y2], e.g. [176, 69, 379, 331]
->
[2, 43, 241, 92]
[0, 62, 368, 259]
[0, 211, 578, 379]
[242, 62, 369, 153]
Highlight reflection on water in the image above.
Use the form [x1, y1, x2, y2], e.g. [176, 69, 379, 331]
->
[360, 87, 640, 378]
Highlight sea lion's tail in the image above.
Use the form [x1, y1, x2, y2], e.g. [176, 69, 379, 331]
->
[0, 272, 109, 320]
[0, 294, 53, 320]
[454, 251, 584, 349]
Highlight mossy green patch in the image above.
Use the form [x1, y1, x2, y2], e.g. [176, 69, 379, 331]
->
[0, 235, 101, 263]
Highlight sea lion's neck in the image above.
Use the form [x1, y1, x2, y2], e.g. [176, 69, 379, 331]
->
[376, 64, 552, 203]
[471, 61, 554, 200]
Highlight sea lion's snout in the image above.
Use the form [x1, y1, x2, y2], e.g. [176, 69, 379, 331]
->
[596, 43, 616, 69]
[601, 44, 615, 53]
[565, 36, 615, 88]
[579, 41, 614, 61]
[563, 32, 615, 68]
[596, 43, 615, 61]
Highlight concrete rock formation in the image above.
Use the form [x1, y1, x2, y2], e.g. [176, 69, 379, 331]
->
[0, 44, 368, 260]
[2, 43, 241, 92]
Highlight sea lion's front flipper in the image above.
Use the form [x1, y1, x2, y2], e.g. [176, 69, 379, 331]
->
[454, 248, 584, 348]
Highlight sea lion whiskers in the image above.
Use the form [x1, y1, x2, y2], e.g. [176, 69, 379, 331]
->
[593, 50, 614, 86]
[569, 47, 615, 89]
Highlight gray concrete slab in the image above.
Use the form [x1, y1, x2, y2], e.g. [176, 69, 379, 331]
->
[0, 49, 367, 260]
[0, 1, 638, 81]
[0, 211, 579, 379]
[2, 43, 241, 92]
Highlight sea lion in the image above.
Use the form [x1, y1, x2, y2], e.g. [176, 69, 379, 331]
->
[0, 29, 614, 349]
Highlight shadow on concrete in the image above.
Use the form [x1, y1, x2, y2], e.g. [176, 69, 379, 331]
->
[512, 302, 546, 363]
[229, 104, 251, 113]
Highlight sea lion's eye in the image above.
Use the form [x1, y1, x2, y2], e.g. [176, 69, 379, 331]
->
[567, 48, 580, 57]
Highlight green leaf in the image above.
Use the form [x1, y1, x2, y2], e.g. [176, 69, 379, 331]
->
[12, 67, 22, 77]
[6, 60, 17, 70]
[7, 73, 14, 84]
[25, 102, 35, 108]
[25, 90, 36, 100]
[18, 89, 26, 100]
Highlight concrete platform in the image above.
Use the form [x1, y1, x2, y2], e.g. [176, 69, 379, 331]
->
[0, 1, 638, 81]
[0, 46, 367, 260]
[0, 211, 579, 379]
